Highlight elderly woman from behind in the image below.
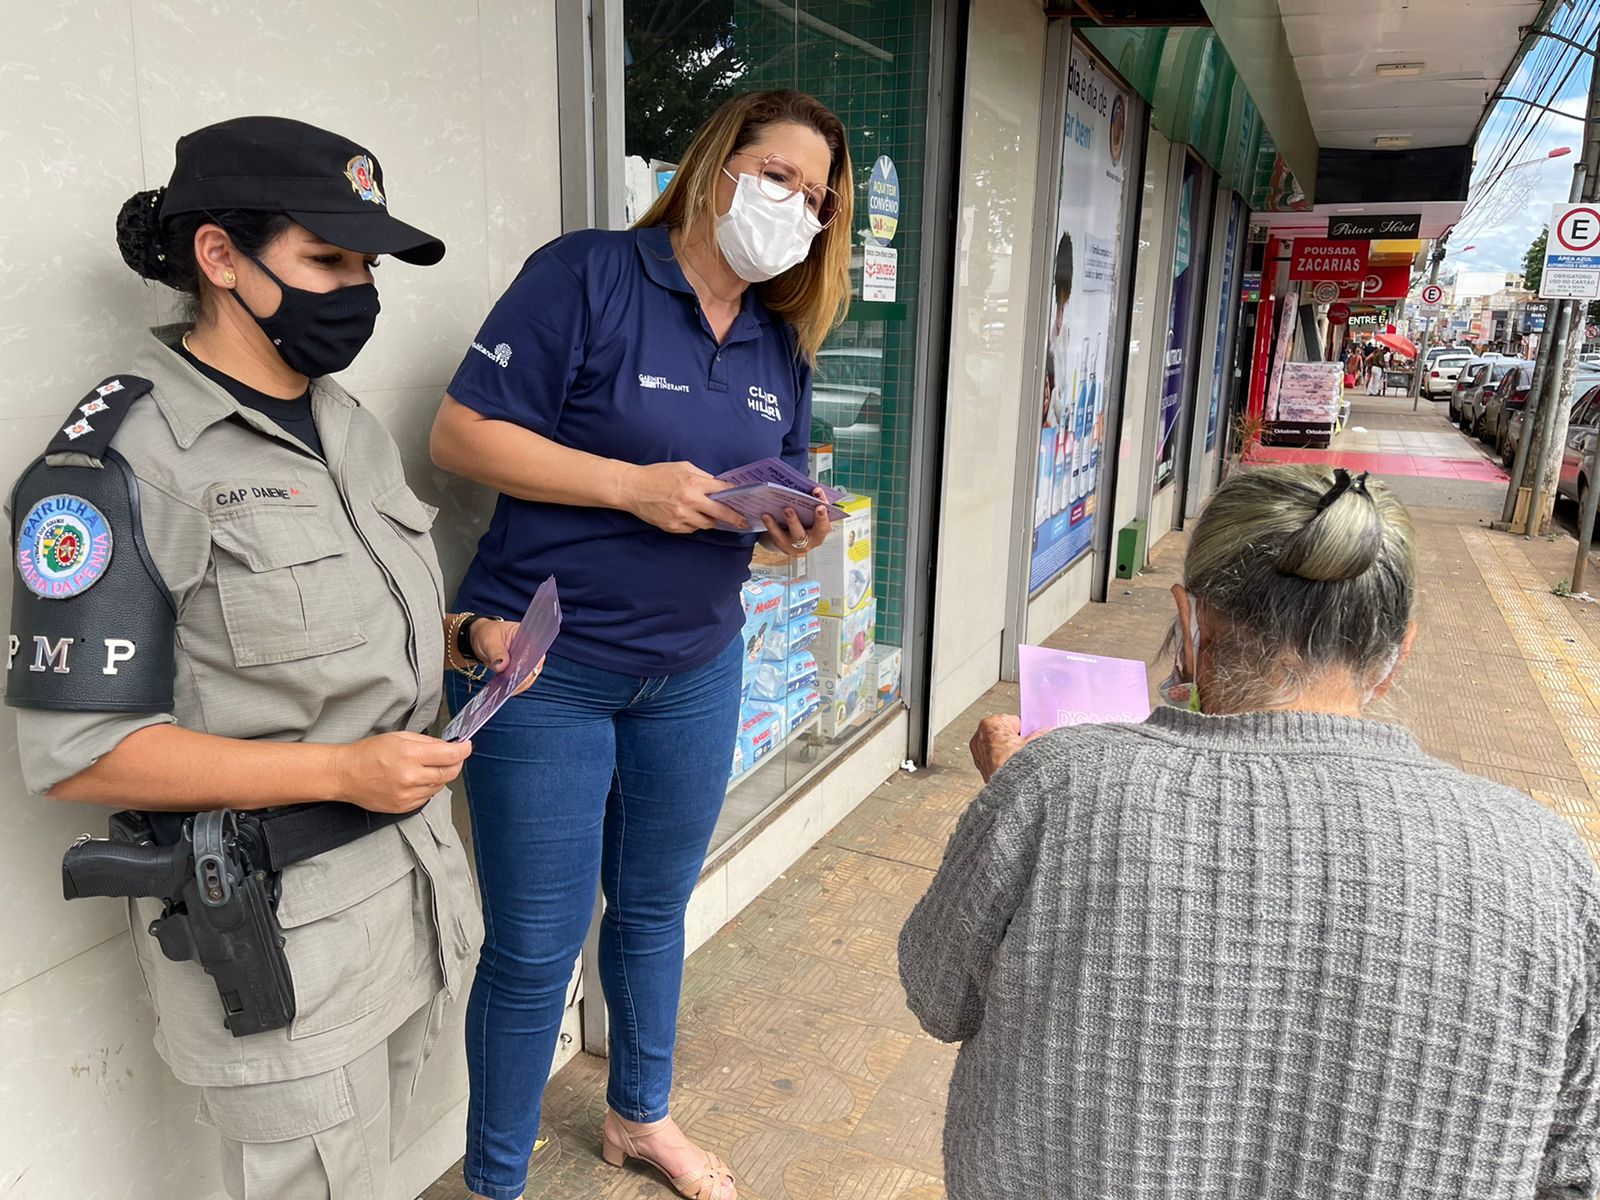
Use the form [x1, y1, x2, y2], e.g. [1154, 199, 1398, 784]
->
[899, 465, 1600, 1200]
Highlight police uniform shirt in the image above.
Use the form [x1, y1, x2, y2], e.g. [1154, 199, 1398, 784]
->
[9, 327, 482, 1087]
[446, 224, 814, 676]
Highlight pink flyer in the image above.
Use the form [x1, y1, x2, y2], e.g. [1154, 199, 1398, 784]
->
[1017, 644, 1151, 738]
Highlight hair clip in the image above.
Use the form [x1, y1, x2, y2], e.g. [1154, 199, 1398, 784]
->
[1315, 468, 1371, 513]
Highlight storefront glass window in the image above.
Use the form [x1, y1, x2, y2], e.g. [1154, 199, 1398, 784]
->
[620, 1, 931, 852]
[1029, 42, 1138, 594]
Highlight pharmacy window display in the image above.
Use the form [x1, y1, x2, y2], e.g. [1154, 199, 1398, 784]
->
[620, 0, 932, 848]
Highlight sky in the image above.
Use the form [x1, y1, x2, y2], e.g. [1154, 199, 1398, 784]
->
[1449, 24, 1595, 280]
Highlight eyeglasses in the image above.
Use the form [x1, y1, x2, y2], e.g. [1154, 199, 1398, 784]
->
[728, 151, 842, 229]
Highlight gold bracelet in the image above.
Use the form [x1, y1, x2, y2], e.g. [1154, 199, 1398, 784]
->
[445, 611, 474, 673]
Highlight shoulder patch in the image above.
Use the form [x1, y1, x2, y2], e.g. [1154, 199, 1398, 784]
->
[16, 494, 113, 599]
[46, 375, 155, 462]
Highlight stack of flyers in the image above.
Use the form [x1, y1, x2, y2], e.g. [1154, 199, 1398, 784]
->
[708, 457, 849, 534]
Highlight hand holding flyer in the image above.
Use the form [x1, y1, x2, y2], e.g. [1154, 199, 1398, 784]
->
[708, 458, 847, 534]
[442, 578, 562, 743]
[1017, 644, 1151, 738]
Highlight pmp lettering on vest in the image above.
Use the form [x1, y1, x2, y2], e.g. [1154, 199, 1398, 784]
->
[30, 635, 73, 674]
[18, 636, 139, 676]
[103, 639, 137, 676]
[746, 385, 783, 422]
[7, 634, 17, 671]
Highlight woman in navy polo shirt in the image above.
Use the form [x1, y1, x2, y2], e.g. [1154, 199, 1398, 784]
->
[432, 89, 853, 1200]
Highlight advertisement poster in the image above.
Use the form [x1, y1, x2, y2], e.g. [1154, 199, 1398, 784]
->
[1206, 196, 1245, 452]
[1030, 44, 1134, 594]
[1154, 156, 1201, 488]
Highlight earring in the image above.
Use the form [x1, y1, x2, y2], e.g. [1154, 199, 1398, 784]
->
[222, 270, 237, 287]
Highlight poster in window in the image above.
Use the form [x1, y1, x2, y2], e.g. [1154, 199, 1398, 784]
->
[1154, 157, 1201, 488]
[1030, 45, 1135, 594]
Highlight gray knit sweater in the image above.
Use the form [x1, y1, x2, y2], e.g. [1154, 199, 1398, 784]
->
[899, 707, 1600, 1199]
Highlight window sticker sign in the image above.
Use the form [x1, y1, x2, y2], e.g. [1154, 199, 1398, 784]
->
[866, 156, 900, 246]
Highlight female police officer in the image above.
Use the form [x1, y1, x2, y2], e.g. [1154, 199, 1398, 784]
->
[5, 116, 523, 1199]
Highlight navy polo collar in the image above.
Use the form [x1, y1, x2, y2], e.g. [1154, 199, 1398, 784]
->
[634, 225, 771, 331]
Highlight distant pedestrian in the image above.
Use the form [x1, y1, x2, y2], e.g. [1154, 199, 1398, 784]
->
[900, 464, 1600, 1200]
[1367, 345, 1386, 395]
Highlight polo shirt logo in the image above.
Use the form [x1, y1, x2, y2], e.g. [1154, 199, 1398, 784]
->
[639, 373, 690, 394]
[471, 341, 513, 368]
[746, 385, 783, 422]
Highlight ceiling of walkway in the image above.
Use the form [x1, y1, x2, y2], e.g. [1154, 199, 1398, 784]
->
[1275, 0, 1546, 150]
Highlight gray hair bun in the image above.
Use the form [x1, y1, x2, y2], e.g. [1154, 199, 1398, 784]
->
[1276, 469, 1384, 583]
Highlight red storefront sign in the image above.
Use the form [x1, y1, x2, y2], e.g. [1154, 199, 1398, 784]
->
[1335, 265, 1411, 299]
[1289, 238, 1370, 282]
[1327, 302, 1352, 324]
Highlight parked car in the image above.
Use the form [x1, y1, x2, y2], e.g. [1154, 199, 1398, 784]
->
[809, 348, 883, 474]
[1423, 351, 1473, 400]
[1457, 357, 1525, 436]
[1473, 358, 1535, 444]
[1449, 358, 1494, 426]
[1502, 378, 1600, 467]
[1560, 386, 1600, 524]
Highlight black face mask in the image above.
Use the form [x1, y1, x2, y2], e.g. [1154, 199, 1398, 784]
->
[232, 254, 380, 378]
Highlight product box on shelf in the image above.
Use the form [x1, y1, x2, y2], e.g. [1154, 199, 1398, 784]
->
[815, 599, 876, 676]
[811, 494, 872, 617]
[808, 444, 834, 492]
[819, 660, 874, 738]
[868, 645, 903, 710]
[738, 578, 785, 697]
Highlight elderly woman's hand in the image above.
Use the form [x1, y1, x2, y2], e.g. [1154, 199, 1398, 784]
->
[970, 714, 1042, 783]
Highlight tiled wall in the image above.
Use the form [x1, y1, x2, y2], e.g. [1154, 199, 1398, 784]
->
[928, 0, 1047, 738]
[0, 3, 560, 1195]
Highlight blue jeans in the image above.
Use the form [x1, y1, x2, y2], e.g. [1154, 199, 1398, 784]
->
[445, 636, 742, 1200]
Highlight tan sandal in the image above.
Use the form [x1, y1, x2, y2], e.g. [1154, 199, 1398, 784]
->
[600, 1115, 735, 1200]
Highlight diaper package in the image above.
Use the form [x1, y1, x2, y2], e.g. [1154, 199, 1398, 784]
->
[811, 495, 872, 617]
[738, 578, 785, 697]
[815, 599, 876, 676]
[735, 704, 782, 772]
[786, 578, 822, 619]
[784, 687, 823, 736]
[786, 651, 819, 695]
[782, 614, 821, 658]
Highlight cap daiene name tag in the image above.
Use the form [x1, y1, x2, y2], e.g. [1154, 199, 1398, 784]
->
[206, 480, 312, 513]
[17, 494, 113, 599]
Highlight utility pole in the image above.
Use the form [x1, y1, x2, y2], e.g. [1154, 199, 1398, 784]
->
[1411, 239, 1446, 412]
[1504, 267, 1566, 522]
[1527, 30, 1600, 536]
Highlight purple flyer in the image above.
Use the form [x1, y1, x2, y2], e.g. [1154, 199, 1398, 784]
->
[1017, 644, 1151, 738]
[442, 577, 562, 743]
[715, 456, 848, 502]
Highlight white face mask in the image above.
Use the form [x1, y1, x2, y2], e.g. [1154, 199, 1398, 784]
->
[715, 169, 823, 283]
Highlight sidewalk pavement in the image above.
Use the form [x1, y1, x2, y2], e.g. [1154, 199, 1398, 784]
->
[425, 391, 1600, 1200]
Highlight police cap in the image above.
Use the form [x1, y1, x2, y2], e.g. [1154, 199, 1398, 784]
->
[158, 116, 445, 266]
